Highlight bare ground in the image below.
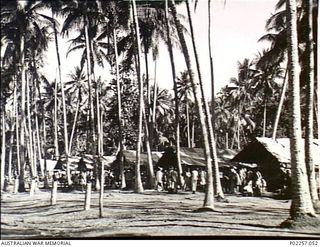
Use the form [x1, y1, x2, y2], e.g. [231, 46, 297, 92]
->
[1, 189, 320, 239]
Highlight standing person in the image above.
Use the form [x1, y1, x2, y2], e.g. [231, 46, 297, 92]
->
[168, 167, 178, 193]
[199, 169, 207, 192]
[239, 168, 247, 193]
[191, 168, 199, 194]
[229, 168, 241, 194]
[184, 168, 192, 191]
[156, 167, 164, 192]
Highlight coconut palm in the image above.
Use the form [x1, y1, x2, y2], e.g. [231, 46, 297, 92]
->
[284, 0, 315, 221]
[177, 71, 193, 148]
[304, 0, 320, 206]
[1, 0, 52, 192]
[132, 0, 144, 193]
[170, 0, 214, 210]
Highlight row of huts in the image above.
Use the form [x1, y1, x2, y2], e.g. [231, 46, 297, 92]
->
[48, 138, 320, 192]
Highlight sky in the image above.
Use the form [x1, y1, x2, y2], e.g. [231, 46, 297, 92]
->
[42, 0, 279, 99]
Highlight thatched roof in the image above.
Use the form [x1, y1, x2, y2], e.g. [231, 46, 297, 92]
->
[122, 150, 163, 165]
[232, 137, 320, 167]
[42, 155, 116, 172]
[157, 147, 238, 169]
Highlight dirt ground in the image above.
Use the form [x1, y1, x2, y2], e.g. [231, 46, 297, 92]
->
[1, 189, 320, 239]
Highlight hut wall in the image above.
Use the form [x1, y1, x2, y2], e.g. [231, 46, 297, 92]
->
[258, 161, 285, 191]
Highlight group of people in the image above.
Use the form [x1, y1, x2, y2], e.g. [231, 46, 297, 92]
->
[221, 167, 267, 196]
[155, 167, 207, 194]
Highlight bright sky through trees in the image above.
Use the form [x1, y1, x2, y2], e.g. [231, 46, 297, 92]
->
[41, 0, 278, 98]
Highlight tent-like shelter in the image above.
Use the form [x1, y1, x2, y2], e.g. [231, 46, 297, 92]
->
[231, 137, 320, 191]
[156, 147, 239, 171]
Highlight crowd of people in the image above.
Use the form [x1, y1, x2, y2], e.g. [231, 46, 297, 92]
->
[221, 167, 267, 196]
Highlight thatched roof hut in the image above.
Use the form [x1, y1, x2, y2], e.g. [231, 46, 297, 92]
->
[232, 137, 320, 168]
[232, 137, 320, 191]
[157, 147, 239, 171]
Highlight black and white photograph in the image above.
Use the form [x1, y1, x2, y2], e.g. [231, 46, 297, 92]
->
[0, 0, 319, 241]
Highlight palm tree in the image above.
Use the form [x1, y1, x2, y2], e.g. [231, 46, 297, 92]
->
[170, 0, 214, 210]
[177, 71, 193, 148]
[254, 49, 284, 137]
[304, 0, 320, 207]
[284, 0, 315, 221]
[132, 0, 144, 193]
[165, 0, 183, 187]
[1, 0, 51, 192]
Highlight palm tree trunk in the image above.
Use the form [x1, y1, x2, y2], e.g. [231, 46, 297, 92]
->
[142, 105, 156, 189]
[84, 182, 92, 210]
[262, 101, 267, 137]
[225, 132, 229, 149]
[114, 28, 126, 190]
[14, 83, 21, 186]
[144, 43, 153, 150]
[304, 0, 319, 204]
[191, 119, 195, 147]
[171, 0, 214, 209]
[208, 0, 215, 134]
[1, 110, 6, 191]
[68, 94, 80, 154]
[185, 0, 224, 199]
[54, 79, 59, 159]
[152, 59, 158, 146]
[186, 103, 191, 148]
[53, 13, 69, 173]
[165, 0, 183, 187]
[132, 0, 144, 193]
[8, 120, 15, 183]
[26, 74, 36, 196]
[84, 15, 96, 154]
[99, 158, 104, 218]
[286, 0, 315, 219]
[51, 180, 58, 205]
[19, 35, 26, 192]
[272, 68, 288, 140]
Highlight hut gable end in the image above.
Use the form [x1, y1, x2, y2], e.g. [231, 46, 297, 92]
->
[232, 141, 279, 164]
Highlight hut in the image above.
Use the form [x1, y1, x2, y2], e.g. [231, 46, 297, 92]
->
[156, 147, 239, 171]
[231, 137, 320, 192]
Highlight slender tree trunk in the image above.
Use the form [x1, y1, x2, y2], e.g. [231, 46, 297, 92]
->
[165, 0, 183, 187]
[68, 94, 80, 154]
[144, 43, 153, 150]
[114, 29, 126, 190]
[286, 0, 315, 219]
[191, 119, 195, 147]
[84, 182, 92, 210]
[54, 79, 59, 159]
[1, 111, 6, 191]
[19, 35, 26, 192]
[186, 103, 191, 148]
[142, 105, 156, 189]
[53, 11, 69, 172]
[84, 16, 96, 154]
[226, 132, 229, 149]
[26, 74, 36, 196]
[14, 83, 21, 185]
[99, 159, 104, 217]
[262, 101, 267, 137]
[8, 121, 14, 183]
[272, 68, 288, 140]
[208, 0, 215, 134]
[185, 0, 224, 199]
[171, 0, 214, 209]
[132, 0, 144, 193]
[151, 60, 158, 150]
[304, 0, 320, 204]
[51, 180, 58, 205]
[237, 118, 241, 150]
